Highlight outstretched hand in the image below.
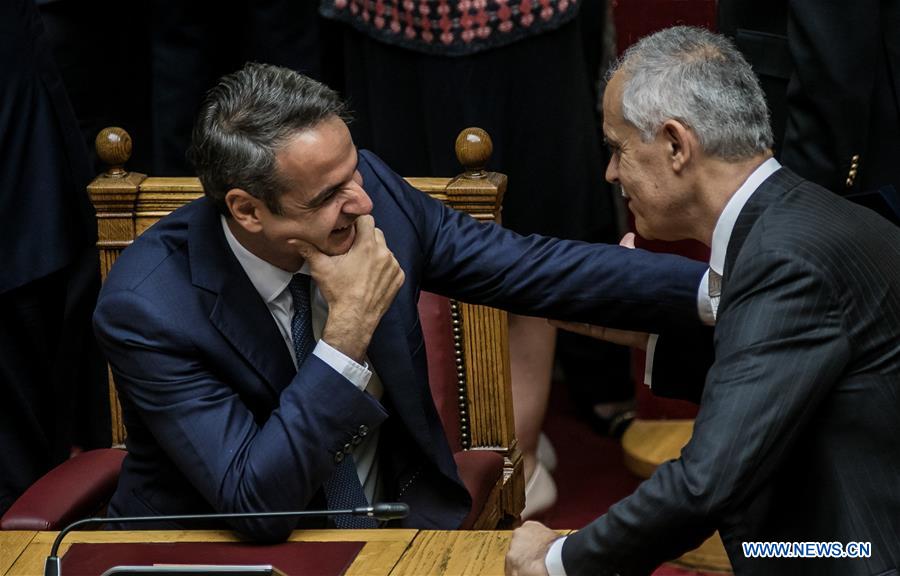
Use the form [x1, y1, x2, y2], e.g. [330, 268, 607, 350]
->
[291, 215, 404, 362]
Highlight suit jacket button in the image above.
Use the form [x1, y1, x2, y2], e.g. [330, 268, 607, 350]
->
[358, 425, 369, 436]
[334, 451, 344, 463]
[343, 443, 352, 454]
[351, 434, 362, 445]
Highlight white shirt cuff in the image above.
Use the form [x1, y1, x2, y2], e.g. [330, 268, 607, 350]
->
[545, 536, 568, 576]
[313, 340, 372, 391]
[698, 268, 716, 326]
[643, 333, 659, 388]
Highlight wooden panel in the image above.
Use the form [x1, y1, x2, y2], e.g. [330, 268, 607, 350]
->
[7, 529, 416, 576]
[675, 532, 733, 573]
[459, 303, 512, 449]
[108, 365, 126, 447]
[621, 418, 694, 479]
[0, 532, 35, 576]
[390, 530, 570, 576]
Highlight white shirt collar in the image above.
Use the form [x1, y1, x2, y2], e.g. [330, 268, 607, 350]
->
[220, 215, 308, 303]
[709, 157, 781, 275]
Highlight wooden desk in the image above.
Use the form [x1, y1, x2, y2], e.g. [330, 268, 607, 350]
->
[392, 530, 572, 576]
[4, 529, 416, 576]
[5, 529, 590, 576]
[0, 532, 36, 575]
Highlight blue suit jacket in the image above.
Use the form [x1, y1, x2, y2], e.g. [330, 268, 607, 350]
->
[94, 150, 705, 541]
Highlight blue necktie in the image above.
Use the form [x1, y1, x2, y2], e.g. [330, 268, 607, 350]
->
[288, 274, 377, 528]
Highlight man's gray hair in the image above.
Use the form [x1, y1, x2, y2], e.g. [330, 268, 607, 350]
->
[607, 26, 773, 161]
[188, 62, 349, 215]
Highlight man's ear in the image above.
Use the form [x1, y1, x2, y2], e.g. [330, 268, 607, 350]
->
[661, 119, 694, 173]
[225, 189, 264, 233]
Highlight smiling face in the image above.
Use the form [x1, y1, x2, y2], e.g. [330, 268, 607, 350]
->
[226, 116, 374, 271]
[602, 71, 694, 241]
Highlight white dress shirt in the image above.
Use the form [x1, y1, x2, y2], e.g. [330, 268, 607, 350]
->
[221, 216, 384, 503]
[546, 157, 781, 576]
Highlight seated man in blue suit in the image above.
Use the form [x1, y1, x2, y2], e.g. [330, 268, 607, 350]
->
[93, 63, 706, 542]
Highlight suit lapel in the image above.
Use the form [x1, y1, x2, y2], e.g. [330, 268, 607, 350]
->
[723, 168, 803, 280]
[188, 199, 295, 397]
[367, 303, 438, 462]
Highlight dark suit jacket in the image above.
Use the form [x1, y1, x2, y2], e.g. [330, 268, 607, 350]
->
[562, 168, 900, 576]
[93, 150, 705, 542]
[0, 0, 96, 295]
[0, 0, 106, 516]
[719, 0, 900, 196]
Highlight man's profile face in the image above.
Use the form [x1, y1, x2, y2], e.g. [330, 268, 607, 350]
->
[602, 71, 690, 241]
[255, 116, 373, 268]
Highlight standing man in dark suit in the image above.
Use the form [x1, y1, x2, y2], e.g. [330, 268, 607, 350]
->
[93, 63, 707, 541]
[718, 0, 900, 198]
[507, 26, 900, 576]
[0, 0, 108, 516]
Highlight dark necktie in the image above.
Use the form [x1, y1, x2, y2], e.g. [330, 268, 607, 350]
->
[288, 274, 376, 528]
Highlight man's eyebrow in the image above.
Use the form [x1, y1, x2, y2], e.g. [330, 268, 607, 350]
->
[304, 185, 339, 209]
[304, 156, 360, 209]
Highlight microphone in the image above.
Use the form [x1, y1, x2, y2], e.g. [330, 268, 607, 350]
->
[44, 502, 409, 576]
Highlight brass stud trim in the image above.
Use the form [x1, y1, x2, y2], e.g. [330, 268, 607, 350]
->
[450, 299, 471, 450]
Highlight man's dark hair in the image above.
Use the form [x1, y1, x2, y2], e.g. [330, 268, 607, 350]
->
[188, 62, 349, 215]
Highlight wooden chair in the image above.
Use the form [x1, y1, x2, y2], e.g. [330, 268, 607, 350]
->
[1, 126, 524, 531]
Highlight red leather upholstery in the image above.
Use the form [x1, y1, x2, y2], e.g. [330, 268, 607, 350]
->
[0, 448, 125, 530]
[419, 291, 505, 528]
[454, 450, 504, 529]
[419, 290, 462, 451]
[60, 541, 363, 575]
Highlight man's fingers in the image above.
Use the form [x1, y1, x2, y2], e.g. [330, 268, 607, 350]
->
[620, 232, 637, 249]
[354, 214, 375, 237]
[549, 319, 649, 350]
[288, 238, 322, 264]
[548, 319, 596, 338]
[505, 521, 555, 576]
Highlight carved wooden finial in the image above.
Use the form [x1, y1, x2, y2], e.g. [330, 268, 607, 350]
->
[455, 127, 492, 179]
[95, 127, 132, 177]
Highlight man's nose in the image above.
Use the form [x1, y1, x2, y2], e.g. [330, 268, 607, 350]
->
[605, 157, 619, 184]
[345, 185, 373, 215]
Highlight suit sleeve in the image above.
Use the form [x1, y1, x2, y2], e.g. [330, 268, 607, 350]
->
[648, 325, 715, 404]
[94, 288, 388, 542]
[561, 249, 851, 575]
[362, 151, 708, 333]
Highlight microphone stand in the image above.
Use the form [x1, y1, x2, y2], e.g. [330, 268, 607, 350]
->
[45, 503, 409, 576]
